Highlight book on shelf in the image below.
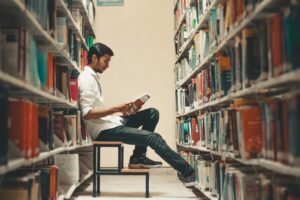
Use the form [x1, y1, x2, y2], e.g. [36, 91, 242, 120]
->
[174, 0, 300, 199]
[8, 99, 39, 159]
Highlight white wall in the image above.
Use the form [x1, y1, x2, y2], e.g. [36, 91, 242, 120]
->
[94, 0, 176, 167]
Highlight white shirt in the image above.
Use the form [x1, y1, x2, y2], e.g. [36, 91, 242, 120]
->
[78, 66, 123, 139]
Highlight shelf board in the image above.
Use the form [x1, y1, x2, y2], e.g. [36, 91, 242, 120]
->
[176, 95, 232, 117]
[57, 0, 89, 50]
[0, 143, 93, 175]
[63, 171, 93, 199]
[0, 0, 80, 72]
[257, 159, 300, 177]
[176, 69, 300, 117]
[0, 71, 78, 108]
[175, 52, 213, 89]
[195, 186, 218, 200]
[177, 144, 300, 177]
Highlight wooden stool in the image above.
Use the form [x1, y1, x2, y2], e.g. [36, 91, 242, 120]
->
[93, 141, 150, 198]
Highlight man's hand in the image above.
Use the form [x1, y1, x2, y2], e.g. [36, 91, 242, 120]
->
[131, 103, 142, 114]
[116, 102, 134, 116]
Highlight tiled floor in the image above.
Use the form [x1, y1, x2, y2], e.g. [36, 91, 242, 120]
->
[72, 168, 205, 200]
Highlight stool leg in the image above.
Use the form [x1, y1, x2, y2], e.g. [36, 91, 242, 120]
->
[97, 146, 100, 194]
[146, 174, 149, 198]
[121, 146, 124, 169]
[118, 145, 121, 173]
[93, 145, 97, 197]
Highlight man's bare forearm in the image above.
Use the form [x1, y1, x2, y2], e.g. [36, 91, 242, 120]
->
[83, 102, 133, 120]
[84, 107, 120, 120]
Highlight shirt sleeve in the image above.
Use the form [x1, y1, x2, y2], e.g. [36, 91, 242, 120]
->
[78, 74, 97, 117]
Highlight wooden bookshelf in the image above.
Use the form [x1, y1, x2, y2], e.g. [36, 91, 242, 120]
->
[177, 143, 300, 177]
[0, 0, 96, 199]
[0, 0, 82, 72]
[174, 0, 300, 198]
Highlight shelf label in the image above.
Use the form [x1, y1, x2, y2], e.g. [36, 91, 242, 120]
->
[97, 0, 124, 6]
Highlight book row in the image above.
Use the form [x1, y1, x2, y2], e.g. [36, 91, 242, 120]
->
[175, 3, 300, 96]
[0, 28, 86, 101]
[0, 152, 92, 200]
[180, 152, 300, 200]
[0, 90, 91, 166]
[175, 2, 300, 89]
[176, 93, 300, 167]
[23, 0, 95, 41]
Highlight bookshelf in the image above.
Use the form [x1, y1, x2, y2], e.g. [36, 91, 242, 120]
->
[174, 0, 300, 199]
[0, 0, 96, 199]
[0, 144, 93, 176]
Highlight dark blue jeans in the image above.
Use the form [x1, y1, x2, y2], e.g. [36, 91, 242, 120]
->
[96, 108, 194, 177]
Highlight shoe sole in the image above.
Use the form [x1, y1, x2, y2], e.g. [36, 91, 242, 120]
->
[128, 164, 162, 169]
[184, 181, 197, 188]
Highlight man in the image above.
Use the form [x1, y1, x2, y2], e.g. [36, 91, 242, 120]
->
[78, 42, 196, 187]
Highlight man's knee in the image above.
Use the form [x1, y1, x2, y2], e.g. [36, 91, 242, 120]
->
[149, 108, 159, 122]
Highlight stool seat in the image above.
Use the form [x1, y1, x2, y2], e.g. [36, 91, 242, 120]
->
[93, 141, 123, 145]
[93, 141, 150, 198]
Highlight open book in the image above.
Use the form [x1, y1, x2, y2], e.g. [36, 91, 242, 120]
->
[127, 93, 150, 115]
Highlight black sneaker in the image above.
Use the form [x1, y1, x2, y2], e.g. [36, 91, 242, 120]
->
[182, 172, 197, 188]
[128, 155, 162, 169]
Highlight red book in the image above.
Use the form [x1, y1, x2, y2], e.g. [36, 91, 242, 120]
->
[49, 165, 59, 200]
[269, 13, 284, 77]
[32, 103, 39, 158]
[191, 118, 199, 145]
[8, 100, 29, 158]
[281, 99, 289, 164]
[47, 53, 55, 94]
[69, 79, 78, 103]
[238, 106, 263, 159]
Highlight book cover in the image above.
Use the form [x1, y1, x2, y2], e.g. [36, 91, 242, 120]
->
[238, 106, 263, 159]
[69, 78, 78, 103]
[127, 93, 150, 115]
[38, 105, 50, 146]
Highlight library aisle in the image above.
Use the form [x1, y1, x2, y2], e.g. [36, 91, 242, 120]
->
[72, 168, 203, 200]
[1, 0, 300, 199]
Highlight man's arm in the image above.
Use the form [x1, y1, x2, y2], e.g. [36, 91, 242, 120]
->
[83, 102, 133, 120]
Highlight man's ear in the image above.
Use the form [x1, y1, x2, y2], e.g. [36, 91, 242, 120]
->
[92, 54, 98, 63]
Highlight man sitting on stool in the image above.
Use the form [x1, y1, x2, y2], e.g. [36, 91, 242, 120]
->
[78, 43, 196, 187]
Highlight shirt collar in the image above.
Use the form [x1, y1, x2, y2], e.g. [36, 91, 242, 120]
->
[84, 66, 99, 78]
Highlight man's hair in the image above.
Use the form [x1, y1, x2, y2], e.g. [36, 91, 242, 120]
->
[87, 43, 114, 64]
